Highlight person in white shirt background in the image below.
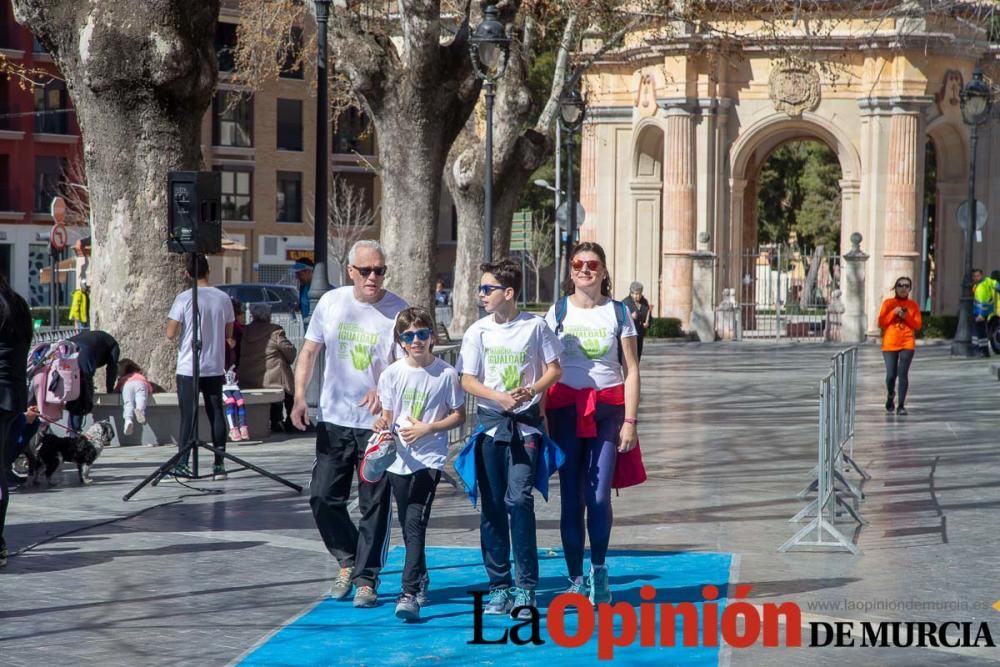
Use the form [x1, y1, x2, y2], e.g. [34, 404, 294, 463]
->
[166, 253, 234, 481]
[291, 240, 408, 609]
[373, 307, 464, 622]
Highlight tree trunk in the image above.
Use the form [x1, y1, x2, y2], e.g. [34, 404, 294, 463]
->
[376, 117, 450, 309]
[326, 4, 489, 313]
[14, 0, 220, 389]
[446, 36, 551, 334]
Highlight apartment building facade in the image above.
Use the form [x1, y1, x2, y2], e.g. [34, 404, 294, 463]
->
[0, 3, 458, 307]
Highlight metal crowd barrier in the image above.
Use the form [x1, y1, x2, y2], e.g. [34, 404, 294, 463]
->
[780, 346, 869, 554]
[31, 327, 80, 344]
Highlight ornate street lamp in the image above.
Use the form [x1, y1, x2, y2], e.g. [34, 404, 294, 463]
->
[559, 86, 586, 274]
[951, 66, 992, 357]
[469, 1, 510, 263]
[309, 0, 333, 315]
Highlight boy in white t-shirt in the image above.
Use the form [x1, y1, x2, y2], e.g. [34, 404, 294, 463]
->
[457, 258, 563, 620]
[166, 253, 235, 481]
[373, 307, 464, 622]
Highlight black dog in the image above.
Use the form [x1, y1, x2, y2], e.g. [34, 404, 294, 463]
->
[26, 421, 112, 486]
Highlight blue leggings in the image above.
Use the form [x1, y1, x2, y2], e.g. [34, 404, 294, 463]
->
[548, 402, 623, 578]
[224, 390, 246, 429]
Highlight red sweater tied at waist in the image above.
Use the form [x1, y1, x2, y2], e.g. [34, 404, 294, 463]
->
[545, 382, 625, 438]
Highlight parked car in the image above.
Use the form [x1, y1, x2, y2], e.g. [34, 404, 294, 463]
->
[218, 283, 301, 315]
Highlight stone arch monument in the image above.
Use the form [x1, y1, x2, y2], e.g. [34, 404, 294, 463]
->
[580, 11, 997, 339]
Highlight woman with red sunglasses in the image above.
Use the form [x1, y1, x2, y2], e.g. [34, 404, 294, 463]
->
[543, 242, 641, 604]
[877, 276, 922, 415]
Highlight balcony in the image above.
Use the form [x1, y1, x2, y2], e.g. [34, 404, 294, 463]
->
[0, 104, 22, 133]
[35, 109, 72, 135]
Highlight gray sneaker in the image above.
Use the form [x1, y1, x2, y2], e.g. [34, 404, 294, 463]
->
[395, 593, 420, 622]
[511, 587, 537, 620]
[329, 567, 353, 600]
[353, 585, 379, 608]
[483, 586, 514, 615]
[588, 564, 612, 604]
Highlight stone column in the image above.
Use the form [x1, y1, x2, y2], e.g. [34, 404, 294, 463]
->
[882, 106, 923, 294]
[843, 232, 869, 343]
[661, 103, 696, 327]
[691, 232, 716, 342]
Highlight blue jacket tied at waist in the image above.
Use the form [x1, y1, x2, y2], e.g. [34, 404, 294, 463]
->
[454, 404, 565, 507]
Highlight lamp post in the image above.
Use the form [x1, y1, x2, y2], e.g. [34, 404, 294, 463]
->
[559, 86, 586, 276]
[533, 178, 565, 301]
[309, 0, 333, 315]
[951, 66, 992, 358]
[469, 1, 510, 263]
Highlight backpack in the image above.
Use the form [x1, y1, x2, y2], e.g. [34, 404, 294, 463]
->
[554, 296, 630, 364]
[43, 340, 81, 406]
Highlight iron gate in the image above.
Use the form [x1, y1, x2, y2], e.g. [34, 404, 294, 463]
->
[715, 245, 842, 341]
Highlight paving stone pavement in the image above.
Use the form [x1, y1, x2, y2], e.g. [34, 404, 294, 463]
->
[2, 341, 1000, 666]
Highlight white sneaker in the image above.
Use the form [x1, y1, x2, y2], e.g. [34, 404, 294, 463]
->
[124, 420, 134, 435]
[135, 408, 146, 424]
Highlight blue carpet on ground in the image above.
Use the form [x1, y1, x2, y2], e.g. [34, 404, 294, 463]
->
[241, 546, 733, 666]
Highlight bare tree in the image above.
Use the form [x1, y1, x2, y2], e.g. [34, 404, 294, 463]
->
[13, 0, 219, 388]
[58, 150, 90, 227]
[328, 178, 379, 283]
[521, 212, 555, 304]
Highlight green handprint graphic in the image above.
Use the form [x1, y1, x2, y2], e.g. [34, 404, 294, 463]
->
[350, 344, 373, 371]
[500, 365, 522, 391]
[581, 338, 610, 360]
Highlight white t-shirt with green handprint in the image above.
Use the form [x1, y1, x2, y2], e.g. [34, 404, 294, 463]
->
[378, 357, 464, 474]
[458, 311, 563, 438]
[305, 286, 408, 428]
[544, 299, 637, 390]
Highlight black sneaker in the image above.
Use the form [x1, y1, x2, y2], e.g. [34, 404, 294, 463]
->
[885, 396, 895, 413]
[0, 539, 7, 567]
[896, 406, 908, 416]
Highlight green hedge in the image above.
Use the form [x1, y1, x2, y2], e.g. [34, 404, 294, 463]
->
[646, 317, 684, 338]
[916, 313, 957, 339]
[30, 306, 72, 328]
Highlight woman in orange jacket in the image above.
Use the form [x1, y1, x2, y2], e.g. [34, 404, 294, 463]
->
[877, 276, 922, 415]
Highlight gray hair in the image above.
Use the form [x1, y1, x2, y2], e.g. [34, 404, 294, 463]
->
[250, 303, 272, 322]
[629, 281, 644, 293]
[348, 239, 386, 265]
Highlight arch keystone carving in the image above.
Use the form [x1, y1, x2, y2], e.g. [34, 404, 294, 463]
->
[769, 64, 820, 117]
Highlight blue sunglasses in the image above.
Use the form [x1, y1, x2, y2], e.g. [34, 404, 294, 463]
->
[400, 328, 433, 344]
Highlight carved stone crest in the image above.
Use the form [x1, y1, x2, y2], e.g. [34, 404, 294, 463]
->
[633, 73, 657, 118]
[769, 64, 820, 116]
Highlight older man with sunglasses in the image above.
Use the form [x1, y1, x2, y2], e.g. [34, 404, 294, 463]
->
[292, 240, 408, 608]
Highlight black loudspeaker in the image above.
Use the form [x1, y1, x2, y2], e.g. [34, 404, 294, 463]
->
[167, 170, 222, 254]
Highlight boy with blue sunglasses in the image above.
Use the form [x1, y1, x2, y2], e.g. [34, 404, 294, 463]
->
[374, 307, 465, 621]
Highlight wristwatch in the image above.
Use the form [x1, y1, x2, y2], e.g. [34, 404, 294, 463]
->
[527, 385, 537, 397]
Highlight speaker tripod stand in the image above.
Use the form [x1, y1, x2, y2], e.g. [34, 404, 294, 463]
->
[124, 186, 302, 500]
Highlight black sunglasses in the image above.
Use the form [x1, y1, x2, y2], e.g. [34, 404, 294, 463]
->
[400, 329, 432, 344]
[352, 265, 387, 277]
[895, 283, 911, 289]
[479, 284, 506, 296]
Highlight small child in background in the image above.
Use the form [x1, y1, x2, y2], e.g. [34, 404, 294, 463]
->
[223, 366, 250, 442]
[115, 359, 153, 436]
